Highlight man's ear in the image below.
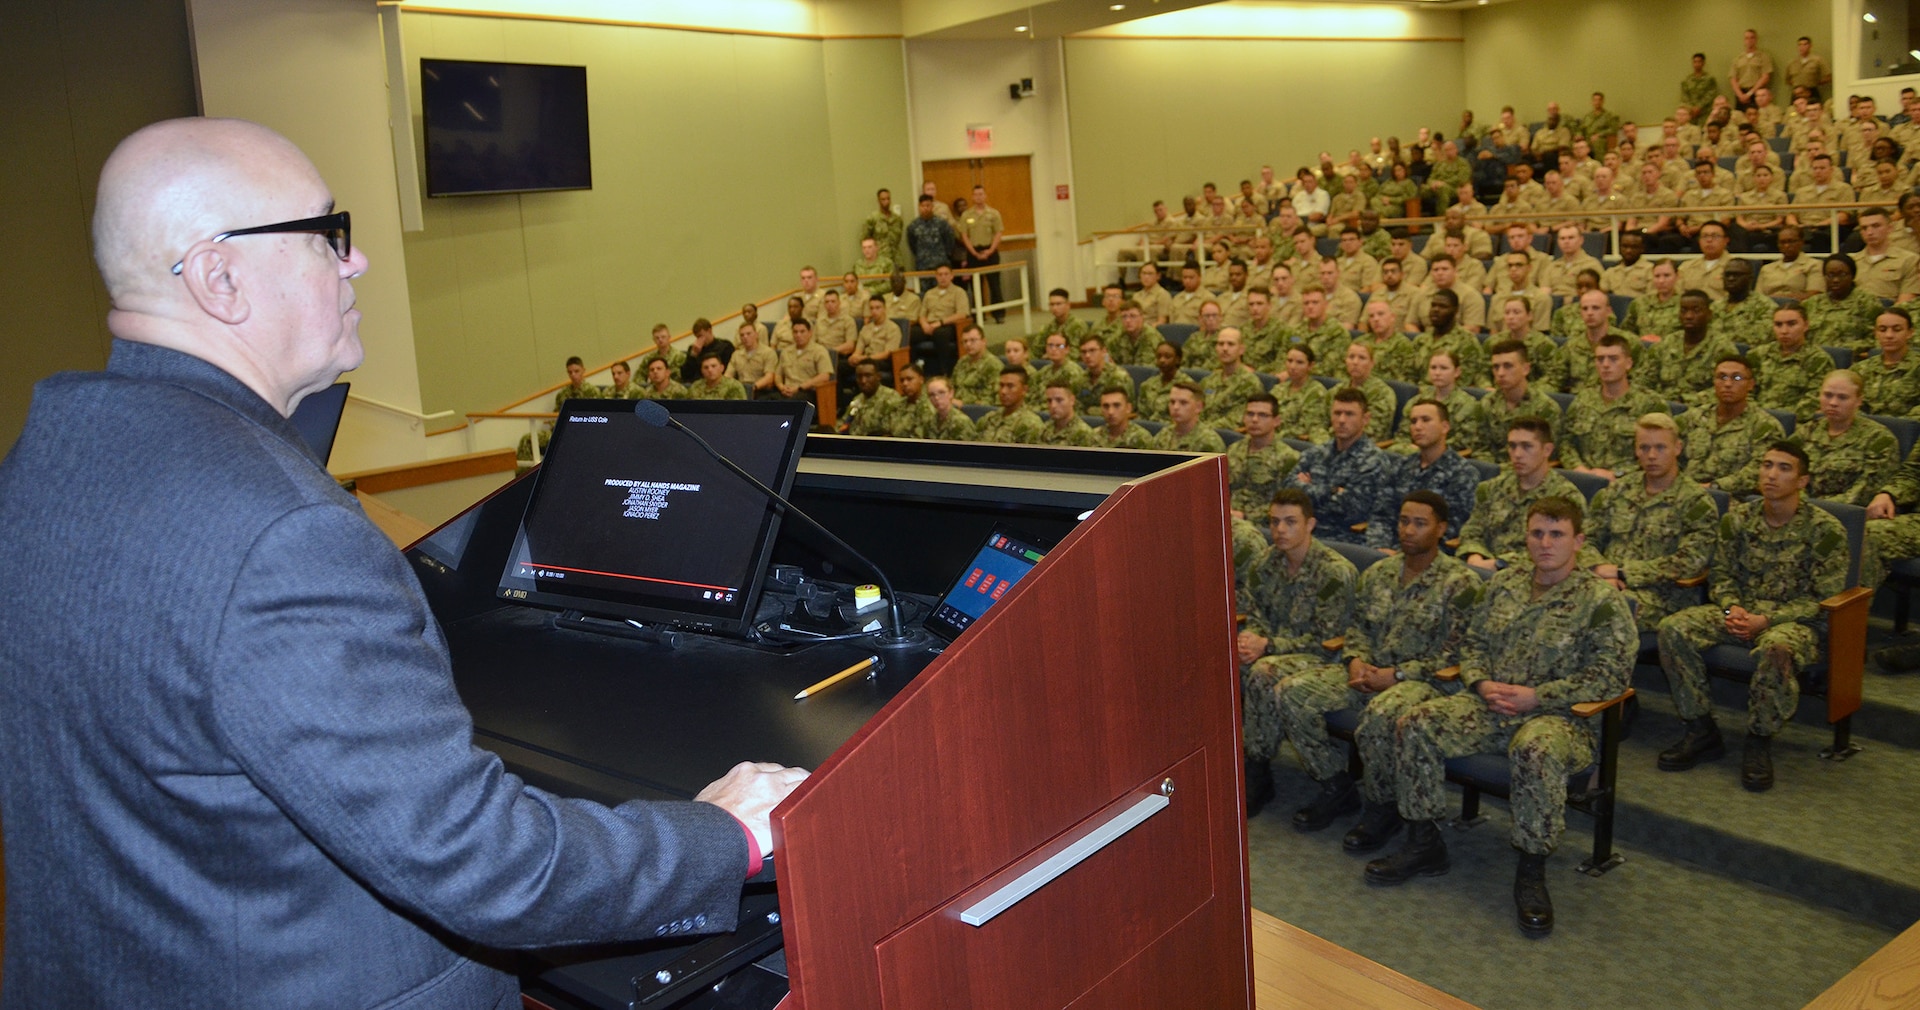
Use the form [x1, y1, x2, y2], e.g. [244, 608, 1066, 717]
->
[176, 245, 251, 326]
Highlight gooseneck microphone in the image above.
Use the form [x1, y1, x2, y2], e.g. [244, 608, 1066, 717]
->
[632, 399, 926, 649]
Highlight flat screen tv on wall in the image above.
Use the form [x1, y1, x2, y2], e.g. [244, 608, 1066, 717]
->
[421, 58, 591, 197]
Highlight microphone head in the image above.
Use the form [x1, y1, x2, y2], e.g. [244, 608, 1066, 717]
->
[632, 399, 671, 427]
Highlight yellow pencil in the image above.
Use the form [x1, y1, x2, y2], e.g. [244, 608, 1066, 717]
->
[794, 655, 879, 700]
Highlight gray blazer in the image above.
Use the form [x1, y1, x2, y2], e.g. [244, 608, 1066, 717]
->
[0, 341, 748, 1008]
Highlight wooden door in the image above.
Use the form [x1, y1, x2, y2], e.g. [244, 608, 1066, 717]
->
[922, 155, 1033, 237]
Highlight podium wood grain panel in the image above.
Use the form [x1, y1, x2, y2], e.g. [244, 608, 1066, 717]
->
[772, 454, 1249, 1010]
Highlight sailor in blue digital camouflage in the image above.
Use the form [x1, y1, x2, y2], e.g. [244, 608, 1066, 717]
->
[1238, 489, 1357, 815]
[1457, 417, 1605, 571]
[1285, 388, 1394, 544]
[1586, 413, 1721, 629]
[1229, 394, 1300, 519]
[1682, 353, 1786, 495]
[1367, 497, 1635, 937]
[1560, 334, 1669, 477]
[1800, 370, 1899, 505]
[1273, 492, 1482, 842]
[1367, 399, 1479, 548]
[1656, 442, 1850, 792]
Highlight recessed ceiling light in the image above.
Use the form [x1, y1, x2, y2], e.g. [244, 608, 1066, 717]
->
[1015, 24, 1028, 31]
[1110, 3, 1125, 9]
[1864, 12, 1879, 22]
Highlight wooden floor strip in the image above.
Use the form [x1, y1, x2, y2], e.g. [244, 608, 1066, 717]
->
[1252, 909, 1479, 1010]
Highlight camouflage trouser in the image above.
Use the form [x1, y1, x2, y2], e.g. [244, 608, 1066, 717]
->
[1621, 583, 1700, 633]
[1657, 604, 1819, 735]
[1244, 652, 1327, 760]
[1275, 668, 1450, 803]
[1862, 514, 1920, 590]
[1394, 692, 1596, 855]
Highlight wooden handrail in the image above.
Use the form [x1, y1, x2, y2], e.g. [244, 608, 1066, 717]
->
[335, 448, 519, 495]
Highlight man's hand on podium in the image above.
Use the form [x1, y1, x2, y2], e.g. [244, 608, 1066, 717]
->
[698, 761, 811, 857]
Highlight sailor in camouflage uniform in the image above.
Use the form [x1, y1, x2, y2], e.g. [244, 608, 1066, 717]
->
[1274, 492, 1482, 838]
[1094, 387, 1154, 449]
[1367, 497, 1635, 937]
[1238, 489, 1357, 814]
[1657, 442, 1850, 791]
[886, 365, 935, 438]
[1560, 334, 1669, 477]
[1339, 342, 1400, 443]
[841, 361, 903, 436]
[1228, 394, 1301, 519]
[973, 367, 1047, 444]
[1107, 301, 1161, 367]
[1458, 417, 1605, 570]
[1273, 346, 1333, 442]
[1862, 438, 1920, 591]
[1368, 399, 1479, 547]
[1708, 260, 1780, 347]
[1562, 290, 1639, 394]
[1459, 339, 1563, 459]
[1202, 329, 1270, 426]
[923, 376, 976, 441]
[1150, 382, 1228, 452]
[1037, 382, 1099, 447]
[949, 322, 1004, 407]
[1856, 308, 1920, 416]
[1285, 388, 1393, 544]
[1750, 303, 1836, 424]
[1801, 370, 1900, 505]
[1641, 292, 1738, 408]
[1683, 354, 1787, 495]
[1076, 334, 1137, 412]
[1587, 413, 1721, 629]
[1136, 342, 1185, 423]
[1804, 255, 1888, 357]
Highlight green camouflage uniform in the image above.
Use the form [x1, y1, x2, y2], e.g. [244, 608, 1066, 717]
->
[1096, 421, 1154, 449]
[636, 380, 690, 401]
[1032, 360, 1090, 410]
[1802, 415, 1900, 505]
[1580, 109, 1622, 144]
[1182, 329, 1222, 368]
[1355, 334, 1421, 386]
[1078, 362, 1137, 412]
[1427, 158, 1472, 209]
[638, 347, 688, 375]
[1641, 331, 1738, 406]
[1548, 303, 1588, 343]
[552, 381, 601, 409]
[1151, 424, 1228, 453]
[975, 407, 1046, 444]
[1203, 366, 1270, 426]
[1242, 319, 1293, 373]
[1682, 404, 1787, 496]
[853, 252, 894, 293]
[1804, 288, 1888, 356]
[888, 393, 935, 439]
[1301, 322, 1359, 371]
[1681, 71, 1720, 115]
[1228, 438, 1303, 518]
[1410, 329, 1490, 389]
[1587, 474, 1721, 628]
[1275, 553, 1482, 798]
[926, 409, 976, 441]
[1750, 342, 1836, 424]
[1457, 470, 1606, 568]
[1623, 292, 1681, 337]
[1864, 441, 1920, 587]
[1242, 540, 1357, 760]
[1036, 315, 1090, 350]
[1560, 385, 1668, 472]
[1273, 379, 1332, 442]
[1708, 295, 1780, 348]
[861, 207, 907, 264]
[844, 385, 903, 436]
[1137, 372, 1181, 422]
[1345, 377, 1399, 442]
[1458, 386, 1562, 460]
[1857, 354, 1920, 416]
[1231, 518, 1271, 598]
[1518, 332, 1569, 394]
[1360, 227, 1393, 262]
[1395, 567, 1635, 854]
[687, 376, 748, 401]
[1038, 416, 1099, 447]
[1373, 179, 1419, 217]
[1658, 499, 1848, 735]
[1560, 328, 1639, 393]
[1107, 327, 1160, 368]
[1397, 386, 1480, 446]
[950, 353, 1004, 407]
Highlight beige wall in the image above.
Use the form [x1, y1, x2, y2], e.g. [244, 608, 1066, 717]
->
[397, 11, 912, 419]
[0, 0, 196, 455]
[1062, 36, 1468, 236]
[1461, 0, 1827, 131]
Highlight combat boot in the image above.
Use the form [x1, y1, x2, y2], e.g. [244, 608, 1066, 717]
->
[1514, 852, 1553, 936]
[1656, 715, 1724, 771]
[1291, 771, 1359, 831]
[1742, 732, 1774, 792]
[1363, 818, 1449, 884]
[1245, 757, 1275, 817]
[1342, 801, 1404, 854]
[1874, 642, 1920, 672]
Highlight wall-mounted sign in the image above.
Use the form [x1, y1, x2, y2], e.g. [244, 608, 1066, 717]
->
[967, 124, 992, 154]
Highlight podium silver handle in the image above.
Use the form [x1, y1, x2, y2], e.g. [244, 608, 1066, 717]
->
[958, 791, 1171, 927]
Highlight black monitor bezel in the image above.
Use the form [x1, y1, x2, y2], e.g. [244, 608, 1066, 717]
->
[496, 397, 812, 636]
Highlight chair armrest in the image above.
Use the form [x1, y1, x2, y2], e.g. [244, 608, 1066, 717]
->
[1350, 522, 1368, 533]
[1572, 687, 1636, 719]
[1820, 585, 1875, 614]
[889, 346, 911, 375]
[1433, 666, 1461, 681]
[816, 383, 838, 430]
[1444, 538, 1461, 550]
[1323, 636, 1346, 652]
[1675, 573, 1707, 588]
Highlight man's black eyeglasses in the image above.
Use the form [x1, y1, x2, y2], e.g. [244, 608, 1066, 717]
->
[170, 211, 350, 275]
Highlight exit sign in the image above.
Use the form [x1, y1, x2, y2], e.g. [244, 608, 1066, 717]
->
[1055, 184, 1070, 200]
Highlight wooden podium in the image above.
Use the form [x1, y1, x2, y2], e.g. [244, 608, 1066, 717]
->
[413, 439, 1251, 1008]
[773, 449, 1251, 1009]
